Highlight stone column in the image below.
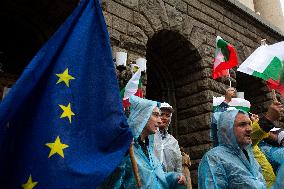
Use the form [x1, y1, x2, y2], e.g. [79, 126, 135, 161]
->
[238, 0, 255, 11]
[254, 0, 284, 32]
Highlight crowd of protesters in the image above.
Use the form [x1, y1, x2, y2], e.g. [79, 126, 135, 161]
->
[98, 87, 284, 189]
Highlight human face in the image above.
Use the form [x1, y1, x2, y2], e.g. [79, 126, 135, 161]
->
[159, 109, 172, 130]
[226, 87, 236, 98]
[268, 131, 278, 142]
[233, 113, 252, 149]
[145, 107, 161, 135]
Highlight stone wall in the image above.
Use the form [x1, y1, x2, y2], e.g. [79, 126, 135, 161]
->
[102, 0, 284, 187]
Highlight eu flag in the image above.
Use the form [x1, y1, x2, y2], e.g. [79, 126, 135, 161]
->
[0, 0, 132, 188]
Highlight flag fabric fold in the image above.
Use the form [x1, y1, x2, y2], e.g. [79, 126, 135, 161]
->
[237, 41, 284, 96]
[120, 69, 143, 108]
[212, 36, 238, 79]
[213, 96, 251, 113]
[0, 0, 132, 188]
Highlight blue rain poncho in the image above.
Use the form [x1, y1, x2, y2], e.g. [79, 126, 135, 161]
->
[259, 141, 281, 173]
[259, 142, 284, 188]
[98, 95, 185, 189]
[210, 101, 229, 147]
[198, 110, 266, 189]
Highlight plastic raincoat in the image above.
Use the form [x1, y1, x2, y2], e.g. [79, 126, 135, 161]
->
[198, 110, 266, 189]
[259, 141, 281, 172]
[259, 142, 284, 188]
[154, 130, 182, 173]
[98, 95, 185, 189]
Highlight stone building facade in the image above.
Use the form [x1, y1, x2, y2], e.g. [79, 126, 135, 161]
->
[1, 0, 284, 188]
[239, 0, 284, 32]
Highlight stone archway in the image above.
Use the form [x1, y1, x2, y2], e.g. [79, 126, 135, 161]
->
[146, 29, 215, 186]
[146, 29, 202, 137]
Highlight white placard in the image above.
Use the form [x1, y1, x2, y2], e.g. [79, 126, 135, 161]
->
[236, 92, 244, 99]
[136, 58, 147, 72]
[115, 52, 127, 66]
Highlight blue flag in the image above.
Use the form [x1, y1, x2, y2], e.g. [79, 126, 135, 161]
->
[0, 0, 132, 188]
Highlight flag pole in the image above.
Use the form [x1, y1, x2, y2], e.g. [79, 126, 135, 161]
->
[228, 69, 232, 88]
[129, 143, 142, 187]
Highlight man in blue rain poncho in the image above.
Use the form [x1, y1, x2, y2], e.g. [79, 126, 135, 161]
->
[98, 95, 186, 189]
[198, 109, 266, 189]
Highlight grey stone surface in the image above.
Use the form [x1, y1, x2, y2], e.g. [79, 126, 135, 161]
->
[127, 23, 148, 44]
[178, 112, 212, 134]
[105, 0, 133, 22]
[133, 12, 155, 37]
[165, 4, 183, 31]
[113, 0, 139, 11]
[178, 102, 213, 119]
[112, 15, 128, 34]
[179, 130, 211, 147]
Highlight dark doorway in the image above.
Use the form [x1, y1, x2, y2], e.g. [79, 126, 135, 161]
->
[146, 29, 202, 138]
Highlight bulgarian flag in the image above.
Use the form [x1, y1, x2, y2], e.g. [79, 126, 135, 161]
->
[120, 69, 143, 108]
[213, 96, 251, 112]
[212, 36, 238, 79]
[237, 41, 284, 96]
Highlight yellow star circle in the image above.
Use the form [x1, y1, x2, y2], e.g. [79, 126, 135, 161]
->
[46, 136, 69, 158]
[56, 68, 75, 87]
[22, 175, 38, 189]
[59, 103, 75, 123]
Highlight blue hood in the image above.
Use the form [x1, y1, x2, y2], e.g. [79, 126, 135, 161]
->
[217, 109, 250, 150]
[127, 95, 158, 139]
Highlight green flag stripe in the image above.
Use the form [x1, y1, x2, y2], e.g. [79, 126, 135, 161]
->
[120, 87, 125, 98]
[280, 66, 284, 84]
[138, 78, 142, 88]
[234, 106, 250, 113]
[213, 106, 250, 113]
[252, 71, 270, 81]
[217, 39, 230, 61]
[252, 57, 283, 81]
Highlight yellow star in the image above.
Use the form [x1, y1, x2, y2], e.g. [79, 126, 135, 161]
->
[59, 103, 75, 123]
[46, 136, 69, 158]
[22, 175, 38, 189]
[56, 68, 75, 87]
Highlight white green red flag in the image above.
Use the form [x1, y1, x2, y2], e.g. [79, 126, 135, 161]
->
[213, 96, 251, 112]
[120, 69, 143, 108]
[237, 41, 284, 96]
[212, 36, 238, 79]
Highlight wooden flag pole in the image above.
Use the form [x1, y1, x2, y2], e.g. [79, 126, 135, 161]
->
[129, 143, 142, 188]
